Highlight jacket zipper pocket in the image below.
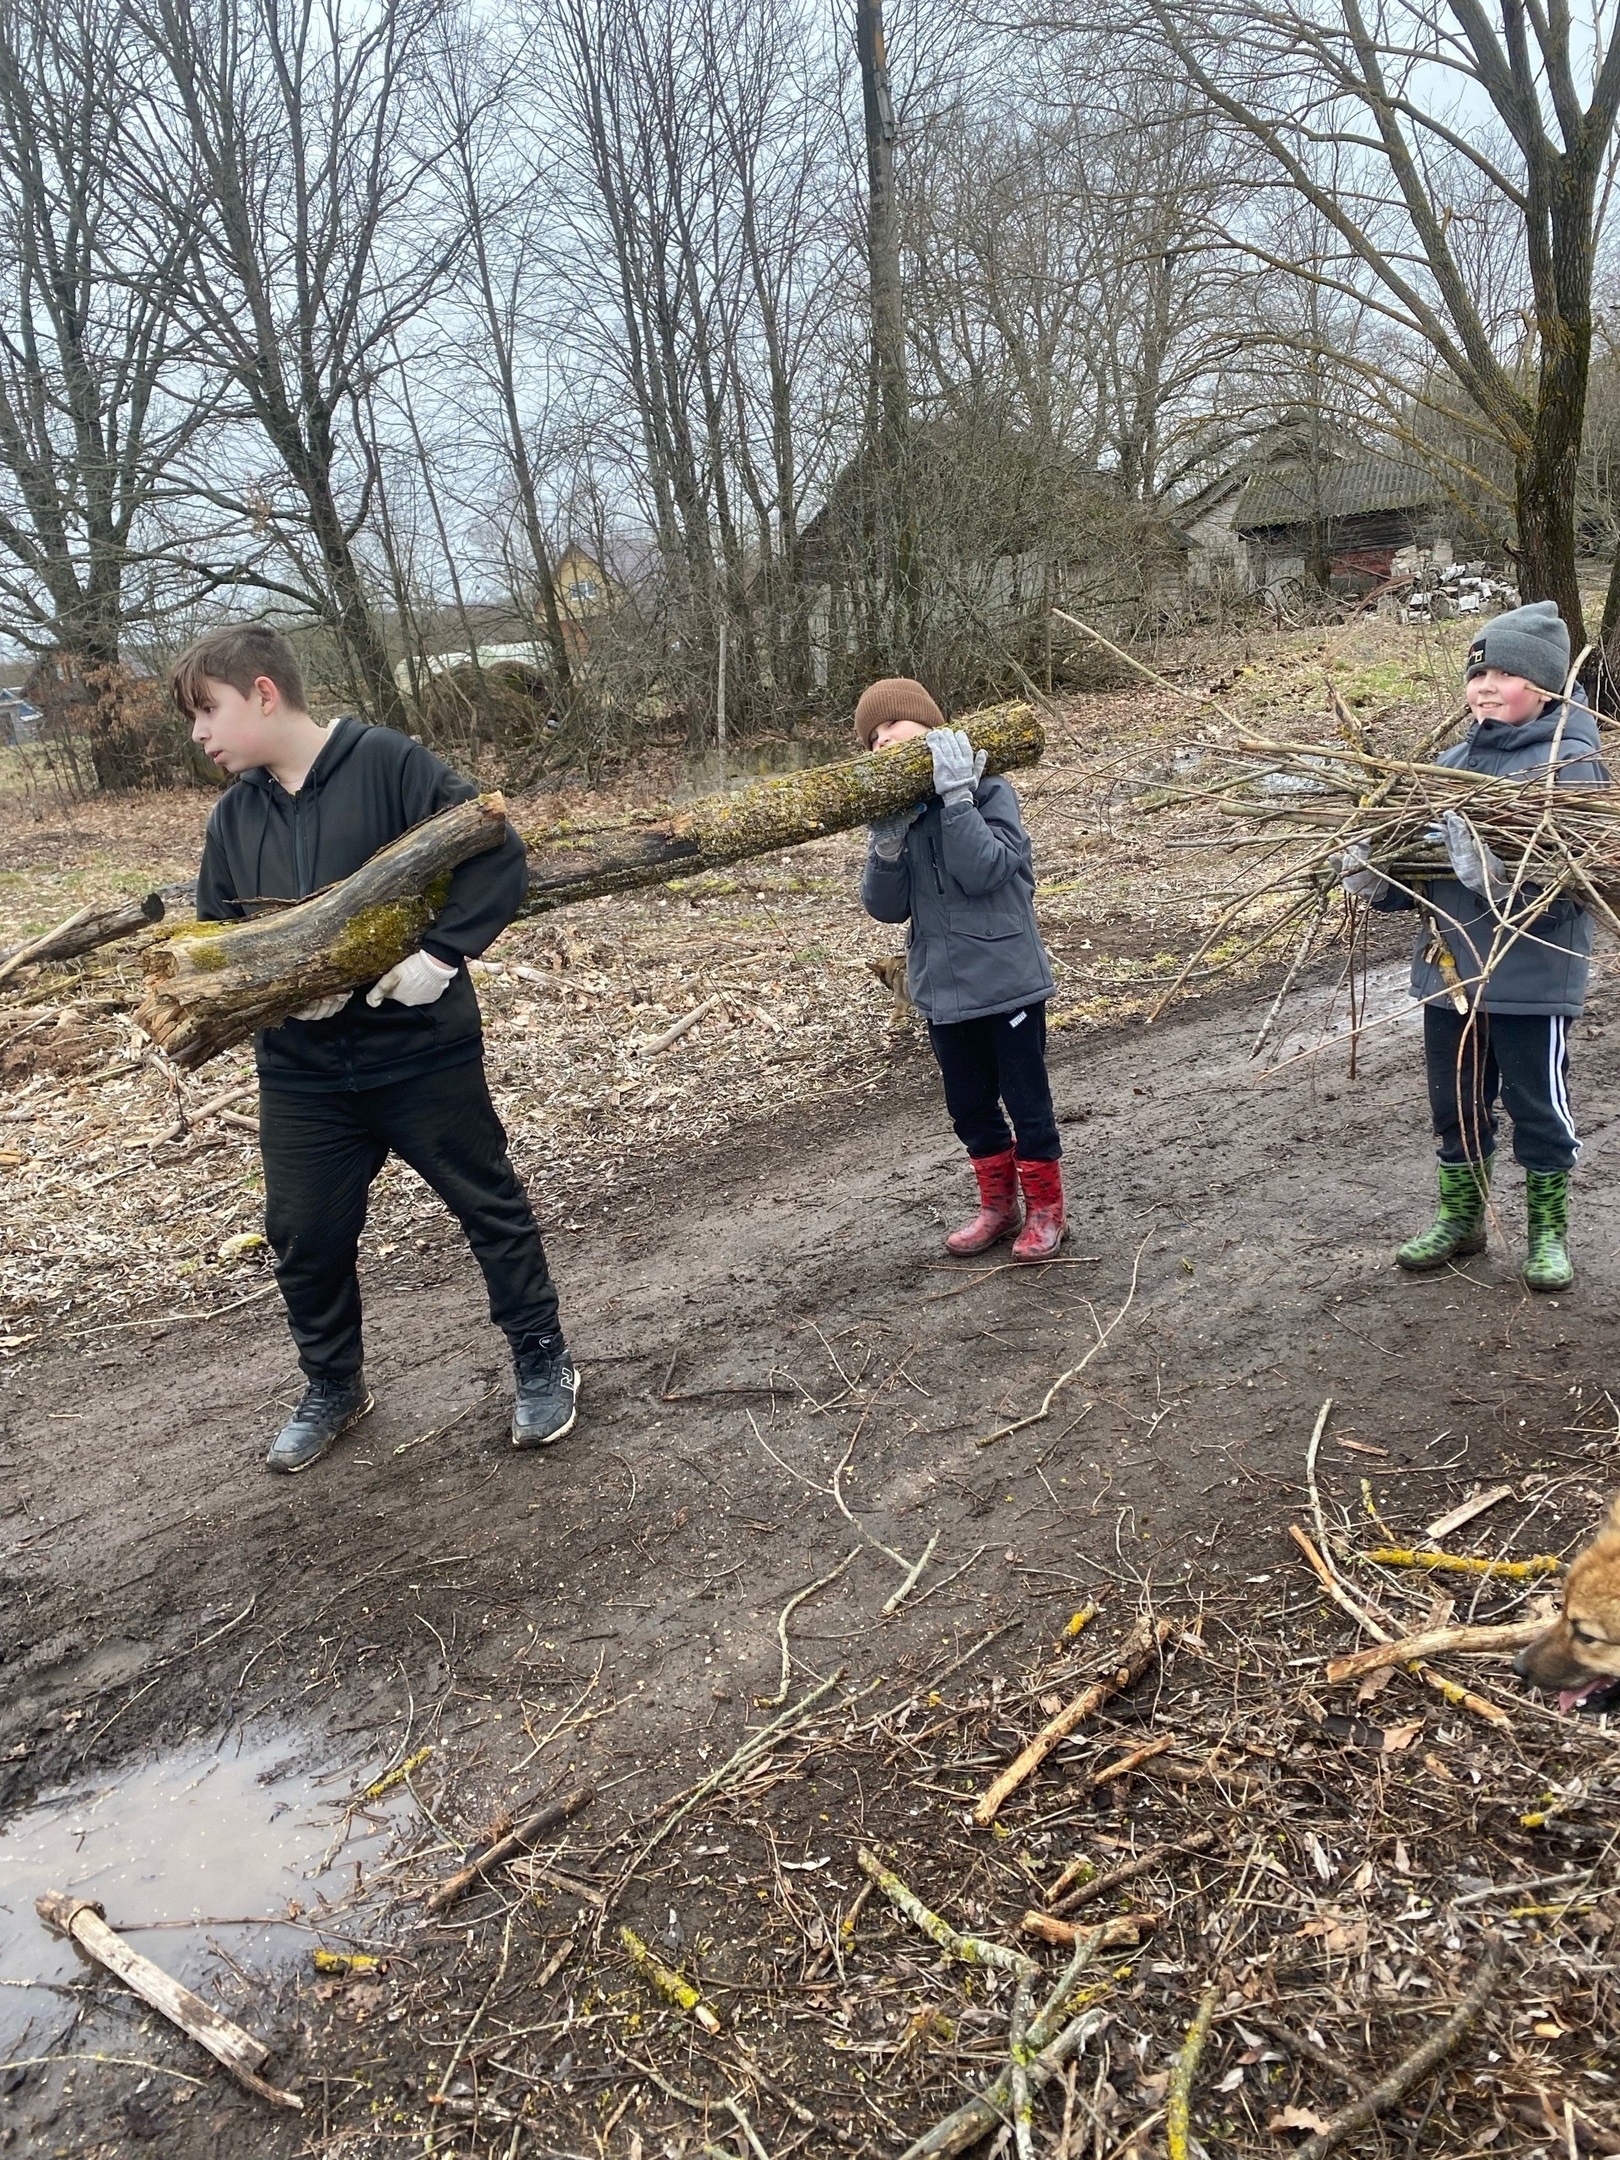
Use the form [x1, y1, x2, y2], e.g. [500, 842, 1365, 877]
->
[929, 837, 945, 894]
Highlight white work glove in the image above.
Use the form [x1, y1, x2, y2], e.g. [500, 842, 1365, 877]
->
[868, 804, 925, 861]
[366, 950, 458, 1008]
[1340, 842, 1390, 902]
[928, 727, 988, 805]
[290, 992, 351, 1024]
[1440, 810, 1509, 904]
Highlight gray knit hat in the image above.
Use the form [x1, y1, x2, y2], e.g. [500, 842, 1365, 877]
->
[1465, 600, 1570, 693]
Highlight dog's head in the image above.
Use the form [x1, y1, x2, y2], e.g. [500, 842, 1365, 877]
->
[1514, 1494, 1620, 1713]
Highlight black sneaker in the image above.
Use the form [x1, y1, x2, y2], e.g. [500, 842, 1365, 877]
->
[265, 1372, 374, 1474]
[511, 1337, 579, 1449]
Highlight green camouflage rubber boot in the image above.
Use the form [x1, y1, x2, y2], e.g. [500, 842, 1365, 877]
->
[1395, 1158, 1492, 1272]
[1523, 1170, 1573, 1292]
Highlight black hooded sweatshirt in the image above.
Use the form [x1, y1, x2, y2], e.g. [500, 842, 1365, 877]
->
[195, 716, 528, 1093]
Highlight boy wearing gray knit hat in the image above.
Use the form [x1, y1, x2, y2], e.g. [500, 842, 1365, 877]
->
[1463, 598, 1569, 693]
[1341, 599, 1606, 1291]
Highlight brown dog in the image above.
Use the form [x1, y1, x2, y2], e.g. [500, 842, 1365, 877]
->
[865, 954, 915, 1032]
[1514, 1494, 1620, 1712]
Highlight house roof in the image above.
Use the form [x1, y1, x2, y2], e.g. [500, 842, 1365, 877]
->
[1232, 455, 1443, 533]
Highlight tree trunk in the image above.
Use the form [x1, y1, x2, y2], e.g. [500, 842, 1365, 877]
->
[135, 795, 510, 1070]
[133, 706, 1043, 1070]
[518, 701, 1042, 913]
[1516, 427, 1585, 652]
[0, 892, 165, 987]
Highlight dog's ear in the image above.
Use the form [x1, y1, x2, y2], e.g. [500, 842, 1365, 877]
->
[1606, 1493, 1620, 1536]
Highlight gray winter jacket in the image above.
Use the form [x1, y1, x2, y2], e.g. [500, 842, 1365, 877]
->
[1377, 699, 1610, 1017]
[861, 774, 1056, 1025]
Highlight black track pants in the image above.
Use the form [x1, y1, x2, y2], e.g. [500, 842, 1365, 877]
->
[927, 1002, 1060, 1162]
[1423, 1005, 1579, 1175]
[260, 1062, 561, 1380]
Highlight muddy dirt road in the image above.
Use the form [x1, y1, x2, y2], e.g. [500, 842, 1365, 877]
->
[2, 956, 1617, 2158]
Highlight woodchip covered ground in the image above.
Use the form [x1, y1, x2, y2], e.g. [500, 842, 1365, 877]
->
[1, 616, 1617, 2160]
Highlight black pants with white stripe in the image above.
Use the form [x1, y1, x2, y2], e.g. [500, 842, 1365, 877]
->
[928, 1002, 1060, 1161]
[1423, 1005, 1579, 1174]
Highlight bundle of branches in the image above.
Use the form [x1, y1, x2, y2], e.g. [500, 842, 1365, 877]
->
[1147, 719, 1620, 1031]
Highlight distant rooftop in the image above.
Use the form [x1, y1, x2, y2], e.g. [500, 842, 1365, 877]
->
[1232, 455, 1443, 532]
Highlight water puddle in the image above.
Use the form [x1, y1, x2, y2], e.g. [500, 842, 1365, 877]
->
[0, 1733, 407, 2052]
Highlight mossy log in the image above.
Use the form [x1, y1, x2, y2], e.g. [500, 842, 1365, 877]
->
[0, 891, 165, 987]
[516, 700, 1044, 912]
[134, 794, 508, 1070]
[132, 703, 1045, 1071]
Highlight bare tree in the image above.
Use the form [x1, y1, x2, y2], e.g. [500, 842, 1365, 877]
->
[433, 29, 575, 700]
[124, 0, 466, 725]
[1134, 0, 1620, 657]
[541, 0, 847, 728]
[0, 0, 215, 701]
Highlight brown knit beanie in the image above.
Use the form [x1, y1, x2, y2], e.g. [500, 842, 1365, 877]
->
[853, 676, 945, 749]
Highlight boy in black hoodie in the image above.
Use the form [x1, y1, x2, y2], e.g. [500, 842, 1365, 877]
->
[179, 623, 576, 1472]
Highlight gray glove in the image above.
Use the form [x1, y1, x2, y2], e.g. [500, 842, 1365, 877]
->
[289, 991, 351, 1023]
[928, 727, 988, 805]
[1340, 842, 1390, 903]
[868, 804, 925, 861]
[1440, 810, 1509, 903]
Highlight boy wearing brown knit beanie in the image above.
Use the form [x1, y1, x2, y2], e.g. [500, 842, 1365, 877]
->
[855, 677, 1064, 1259]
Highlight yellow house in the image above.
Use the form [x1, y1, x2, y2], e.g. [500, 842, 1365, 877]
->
[553, 544, 618, 631]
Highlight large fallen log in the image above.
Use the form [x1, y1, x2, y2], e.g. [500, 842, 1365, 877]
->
[517, 699, 1042, 912]
[134, 793, 509, 1069]
[0, 891, 165, 987]
[133, 705, 1044, 1071]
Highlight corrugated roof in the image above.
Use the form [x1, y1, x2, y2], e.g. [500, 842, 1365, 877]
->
[1232, 455, 1442, 532]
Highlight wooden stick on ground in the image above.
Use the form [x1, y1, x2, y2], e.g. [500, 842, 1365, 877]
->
[856, 1847, 1035, 1974]
[1288, 1936, 1504, 2160]
[424, 1782, 595, 1916]
[1049, 1830, 1218, 1917]
[1289, 1526, 1512, 1727]
[35, 1891, 302, 2109]
[1360, 1546, 1561, 1579]
[635, 995, 721, 1057]
[1326, 1619, 1546, 1684]
[898, 1934, 1111, 2160]
[1020, 1910, 1158, 1949]
[1167, 1984, 1219, 2160]
[0, 893, 164, 987]
[977, 1234, 1149, 1448]
[1092, 1733, 1177, 1785]
[973, 1615, 1174, 1825]
[618, 1925, 722, 2033]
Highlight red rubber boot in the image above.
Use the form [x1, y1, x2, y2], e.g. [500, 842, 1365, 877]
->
[945, 1148, 1022, 1255]
[1011, 1159, 1065, 1261]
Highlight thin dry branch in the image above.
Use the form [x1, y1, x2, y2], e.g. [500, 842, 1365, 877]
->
[1288, 1936, 1505, 2160]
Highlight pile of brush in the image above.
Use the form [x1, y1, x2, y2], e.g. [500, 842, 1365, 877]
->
[1146, 713, 1620, 1034]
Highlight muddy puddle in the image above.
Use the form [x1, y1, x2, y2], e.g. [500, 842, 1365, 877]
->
[0, 1733, 407, 2052]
